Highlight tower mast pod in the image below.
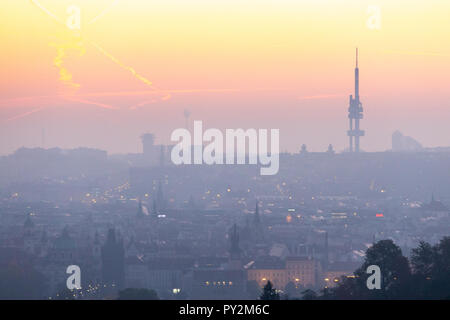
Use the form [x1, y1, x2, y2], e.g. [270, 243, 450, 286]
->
[347, 48, 365, 152]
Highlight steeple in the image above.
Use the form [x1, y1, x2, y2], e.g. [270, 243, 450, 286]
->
[94, 230, 100, 245]
[156, 180, 164, 210]
[93, 230, 101, 259]
[101, 228, 125, 288]
[228, 223, 242, 269]
[137, 199, 145, 218]
[324, 231, 329, 270]
[152, 199, 158, 217]
[24, 214, 34, 229]
[229, 223, 240, 256]
[106, 228, 116, 244]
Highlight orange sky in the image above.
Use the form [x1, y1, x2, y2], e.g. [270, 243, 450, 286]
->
[1, 0, 450, 154]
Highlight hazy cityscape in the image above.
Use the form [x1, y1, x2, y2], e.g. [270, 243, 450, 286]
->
[1, 121, 449, 299]
[1, 1, 449, 303]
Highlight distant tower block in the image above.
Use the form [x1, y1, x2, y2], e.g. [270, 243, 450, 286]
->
[141, 133, 155, 156]
[347, 48, 365, 152]
[327, 144, 335, 154]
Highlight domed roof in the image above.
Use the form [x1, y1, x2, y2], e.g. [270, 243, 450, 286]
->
[53, 226, 76, 250]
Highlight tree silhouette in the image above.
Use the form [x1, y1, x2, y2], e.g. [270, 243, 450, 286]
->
[284, 281, 298, 298]
[246, 280, 261, 299]
[431, 237, 450, 299]
[411, 237, 450, 299]
[355, 239, 411, 299]
[260, 281, 280, 300]
[0, 248, 47, 299]
[411, 241, 434, 276]
[324, 240, 411, 299]
[301, 289, 317, 300]
[320, 237, 450, 300]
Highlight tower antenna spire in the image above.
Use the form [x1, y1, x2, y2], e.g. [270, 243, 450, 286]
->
[347, 48, 364, 152]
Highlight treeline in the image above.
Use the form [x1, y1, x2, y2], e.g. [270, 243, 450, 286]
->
[311, 237, 450, 300]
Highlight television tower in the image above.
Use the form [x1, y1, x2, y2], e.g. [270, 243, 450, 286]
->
[347, 48, 365, 152]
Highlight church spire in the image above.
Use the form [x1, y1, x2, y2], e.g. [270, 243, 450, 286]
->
[254, 200, 260, 225]
[228, 223, 242, 269]
[230, 223, 240, 255]
[324, 231, 329, 270]
[157, 180, 165, 210]
[94, 230, 100, 245]
[152, 199, 158, 217]
[137, 199, 145, 218]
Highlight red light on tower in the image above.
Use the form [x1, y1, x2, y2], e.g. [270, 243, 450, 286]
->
[376, 213, 384, 218]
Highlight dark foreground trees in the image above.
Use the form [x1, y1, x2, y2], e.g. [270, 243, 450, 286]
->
[260, 281, 280, 300]
[0, 248, 47, 299]
[314, 237, 450, 300]
[410, 237, 450, 299]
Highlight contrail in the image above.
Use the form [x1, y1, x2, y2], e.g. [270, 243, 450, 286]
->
[90, 41, 154, 87]
[30, 0, 171, 103]
[64, 97, 119, 110]
[0, 87, 291, 107]
[89, 40, 172, 102]
[5, 107, 47, 122]
[30, 1, 85, 91]
[30, 0, 64, 25]
[129, 99, 159, 110]
[88, 0, 120, 25]
[3, 97, 118, 123]
[1, 85, 291, 121]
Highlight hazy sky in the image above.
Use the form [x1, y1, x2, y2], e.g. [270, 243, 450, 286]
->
[1, 0, 450, 155]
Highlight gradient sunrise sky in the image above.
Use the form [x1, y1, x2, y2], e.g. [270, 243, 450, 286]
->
[1, 0, 449, 154]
